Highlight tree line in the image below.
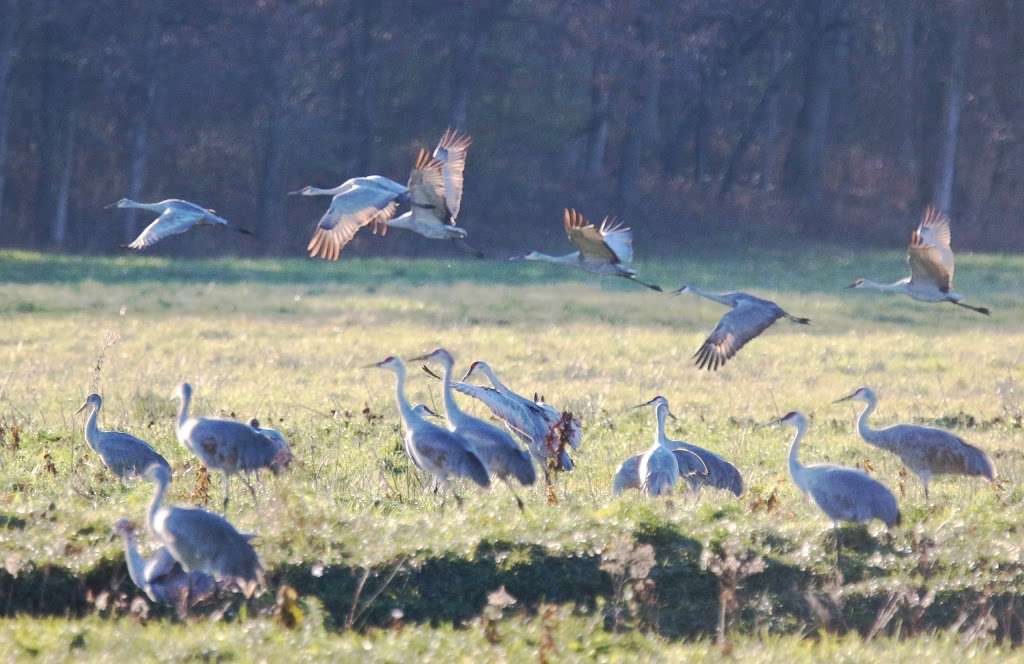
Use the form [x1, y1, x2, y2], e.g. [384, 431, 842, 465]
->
[0, 0, 1020, 257]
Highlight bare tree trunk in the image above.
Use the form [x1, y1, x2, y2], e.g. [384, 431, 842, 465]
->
[783, 0, 845, 232]
[0, 0, 20, 229]
[124, 77, 157, 243]
[50, 115, 75, 246]
[933, 0, 972, 213]
[693, 63, 711, 183]
[760, 36, 781, 191]
[344, 0, 377, 174]
[584, 48, 612, 180]
[896, 0, 918, 177]
[448, 1, 504, 131]
[617, 20, 661, 211]
[260, 80, 289, 253]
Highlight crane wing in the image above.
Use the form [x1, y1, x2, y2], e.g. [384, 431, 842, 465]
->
[144, 547, 181, 584]
[694, 300, 783, 371]
[432, 129, 472, 224]
[407, 149, 449, 225]
[599, 217, 634, 264]
[127, 208, 203, 249]
[306, 183, 400, 261]
[564, 209, 616, 261]
[907, 206, 954, 291]
[612, 455, 642, 494]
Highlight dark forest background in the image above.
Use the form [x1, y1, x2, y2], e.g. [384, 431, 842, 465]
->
[0, 0, 1022, 257]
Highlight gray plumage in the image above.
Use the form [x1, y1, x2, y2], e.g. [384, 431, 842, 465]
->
[387, 130, 472, 240]
[174, 383, 293, 512]
[413, 349, 536, 493]
[519, 209, 662, 291]
[446, 360, 581, 473]
[297, 176, 407, 261]
[114, 518, 216, 614]
[781, 411, 900, 528]
[674, 285, 810, 371]
[76, 393, 170, 480]
[145, 465, 263, 598]
[248, 419, 293, 459]
[369, 357, 490, 496]
[835, 387, 995, 498]
[108, 198, 251, 250]
[612, 396, 707, 497]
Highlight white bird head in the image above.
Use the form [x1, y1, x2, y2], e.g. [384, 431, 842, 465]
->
[517, 251, 542, 261]
[75, 393, 102, 415]
[287, 185, 318, 196]
[412, 404, 439, 418]
[845, 278, 866, 289]
[104, 198, 134, 209]
[778, 411, 807, 428]
[409, 348, 454, 368]
[833, 386, 875, 404]
[364, 356, 403, 372]
[459, 360, 491, 382]
[631, 395, 676, 420]
[172, 382, 193, 402]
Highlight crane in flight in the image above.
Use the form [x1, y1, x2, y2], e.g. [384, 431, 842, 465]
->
[674, 285, 809, 371]
[846, 206, 990, 315]
[517, 209, 662, 291]
[107, 198, 252, 250]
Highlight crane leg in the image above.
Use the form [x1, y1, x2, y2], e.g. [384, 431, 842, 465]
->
[222, 475, 231, 514]
[241, 475, 258, 507]
[834, 524, 842, 569]
[506, 481, 525, 512]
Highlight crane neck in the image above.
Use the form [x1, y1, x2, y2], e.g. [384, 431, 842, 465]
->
[176, 392, 191, 433]
[122, 200, 166, 213]
[83, 403, 102, 452]
[787, 422, 808, 491]
[854, 397, 886, 447]
[386, 212, 415, 230]
[148, 475, 168, 535]
[526, 252, 578, 265]
[860, 279, 909, 294]
[389, 363, 416, 427]
[478, 364, 511, 396]
[685, 286, 734, 307]
[654, 403, 671, 448]
[119, 531, 149, 591]
[310, 185, 349, 196]
[439, 360, 464, 424]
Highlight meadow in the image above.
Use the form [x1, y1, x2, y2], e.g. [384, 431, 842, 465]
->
[0, 247, 1022, 662]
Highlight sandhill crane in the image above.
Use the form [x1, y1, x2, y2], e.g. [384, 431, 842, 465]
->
[75, 393, 171, 481]
[293, 176, 408, 261]
[113, 518, 216, 616]
[779, 411, 900, 562]
[438, 360, 582, 476]
[674, 285, 810, 371]
[106, 198, 252, 250]
[388, 130, 474, 243]
[174, 383, 293, 513]
[518, 209, 662, 291]
[834, 387, 995, 499]
[367, 356, 489, 504]
[846, 206, 990, 315]
[144, 464, 263, 598]
[412, 348, 536, 510]
[611, 396, 707, 497]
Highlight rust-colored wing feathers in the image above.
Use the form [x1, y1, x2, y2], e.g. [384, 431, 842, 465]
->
[564, 208, 616, 261]
[433, 129, 472, 224]
[306, 200, 398, 261]
[907, 206, 954, 291]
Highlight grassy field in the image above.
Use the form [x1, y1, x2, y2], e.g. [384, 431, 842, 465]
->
[0, 247, 1022, 661]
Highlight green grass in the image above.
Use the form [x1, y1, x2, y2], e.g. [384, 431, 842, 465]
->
[0, 248, 1022, 660]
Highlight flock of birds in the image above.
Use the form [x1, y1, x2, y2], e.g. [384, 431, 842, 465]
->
[80, 128, 999, 613]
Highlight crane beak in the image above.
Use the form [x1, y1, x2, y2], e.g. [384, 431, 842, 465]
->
[671, 285, 690, 296]
[420, 405, 439, 417]
[103, 202, 118, 209]
[832, 391, 857, 403]
[407, 353, 434, 362]
[74, 401, 89, 415]
[459, 363, 480, 382]
[666, 409, 678, 421]
[286, 188, 304, 196]
[844, 281, 858, 289]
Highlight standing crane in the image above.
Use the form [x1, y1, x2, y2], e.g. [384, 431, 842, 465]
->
[113, 518, 216, 616]
[834, 387, 995, 499]
[174, 383, 293, 513]
[75, 393, 171, 481]
[779, 411, 900, 562]
[367, 356, 490, 504]
[106, 198, 252, 250]
[517, 209, 662, 291]
[411, 348, 536, 510]
[846, 206, 990, 315]
[674, 285, 810, 371]
[144, 464, 263, 598]
[439, 360, 582, 476]
[612, 396, 707, 497]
